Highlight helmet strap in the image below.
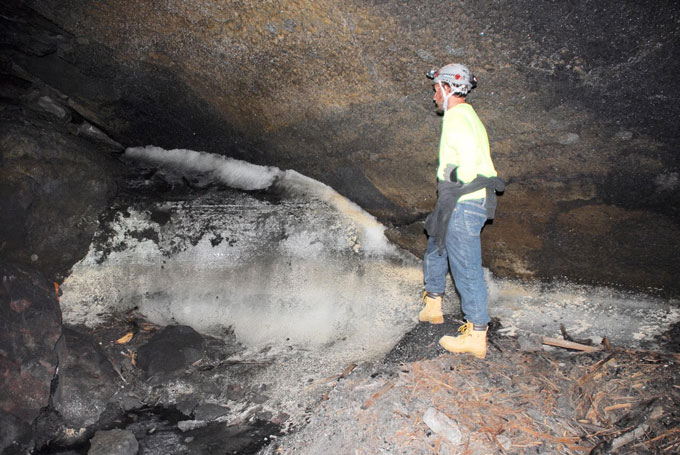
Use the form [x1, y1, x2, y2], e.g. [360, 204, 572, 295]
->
[439, 81, 455, 111]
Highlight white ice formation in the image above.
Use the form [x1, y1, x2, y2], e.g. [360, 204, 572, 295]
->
[61, 146, 422, 357]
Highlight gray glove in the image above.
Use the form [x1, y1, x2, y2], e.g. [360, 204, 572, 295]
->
[444, 164, 462, 185]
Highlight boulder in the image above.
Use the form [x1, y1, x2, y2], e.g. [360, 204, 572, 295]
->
[136, 325, 205, 379]
[422, 407, 462, 445]
[0, 410, 32, 452]
[0, 75, 122, 282]
[52, 327, 120, 429]
[0, 262, 62, 451]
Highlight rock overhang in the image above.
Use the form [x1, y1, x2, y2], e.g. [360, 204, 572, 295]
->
[2, 0, 679, 294]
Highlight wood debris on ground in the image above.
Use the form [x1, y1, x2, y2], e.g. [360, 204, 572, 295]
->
[115, 331, 134, 344]
[275, 335, 679, 455]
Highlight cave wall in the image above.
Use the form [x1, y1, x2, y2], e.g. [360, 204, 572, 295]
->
[2, 0, 679, 294]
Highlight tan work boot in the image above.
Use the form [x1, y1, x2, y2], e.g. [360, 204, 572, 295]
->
[439, 321, 487, 359]
[418, 292, 444, 324]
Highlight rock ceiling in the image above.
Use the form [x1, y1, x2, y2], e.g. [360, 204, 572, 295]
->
[2, 0, 679, 293]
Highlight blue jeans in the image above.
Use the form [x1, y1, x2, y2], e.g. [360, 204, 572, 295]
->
[423, 199, 490, 326]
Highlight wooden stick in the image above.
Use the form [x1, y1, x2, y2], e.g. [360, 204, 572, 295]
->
[632, 427, 680, 447]
[610, 424, 650, 451]
[560, 324, 594, 346]
[339, 363, 357, 380]
[542, 336, 602, 352]
[604, 403, 633, 412]
[578, 352, 616, 385]
[361, 381, 395, 410]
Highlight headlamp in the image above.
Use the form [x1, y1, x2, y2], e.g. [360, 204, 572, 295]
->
[425, 69, 437, 80]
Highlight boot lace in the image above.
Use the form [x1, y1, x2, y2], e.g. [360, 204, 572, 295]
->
[457, 321, 473, 336]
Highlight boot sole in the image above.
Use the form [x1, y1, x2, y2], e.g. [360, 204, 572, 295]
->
[440, 348, 486, 359]
[439, 340, 486, 359]
[419, 314, 444, 324]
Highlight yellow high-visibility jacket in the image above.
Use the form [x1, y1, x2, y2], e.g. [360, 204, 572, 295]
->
[437, 103, 497, 201]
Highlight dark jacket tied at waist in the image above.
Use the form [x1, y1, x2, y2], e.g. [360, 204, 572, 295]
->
[424, 175, 505, 254]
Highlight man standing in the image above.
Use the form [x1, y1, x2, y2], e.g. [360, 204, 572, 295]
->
[418, 63, 504, 359]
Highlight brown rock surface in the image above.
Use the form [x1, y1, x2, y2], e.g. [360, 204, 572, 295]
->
[2, 0, 679, 293]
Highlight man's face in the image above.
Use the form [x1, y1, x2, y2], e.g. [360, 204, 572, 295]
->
[432, 83, 447, 113]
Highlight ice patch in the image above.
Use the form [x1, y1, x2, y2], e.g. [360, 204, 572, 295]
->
[489, 279, 679, 349]
[125, 146, 394, 256]
[126, 146, 281, 190]
[61, 157, 421, 356]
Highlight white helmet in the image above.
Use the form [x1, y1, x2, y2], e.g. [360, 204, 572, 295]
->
[426, 63, 477, 96]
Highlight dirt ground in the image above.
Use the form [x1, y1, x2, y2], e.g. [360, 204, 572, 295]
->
[38, 306, 679, 455]
[261, 318, 680, 455]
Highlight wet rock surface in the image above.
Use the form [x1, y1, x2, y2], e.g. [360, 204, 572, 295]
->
[14, 312, 282, 454]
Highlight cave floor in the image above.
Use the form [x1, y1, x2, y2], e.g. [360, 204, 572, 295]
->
[51, 312, 679, 455]
[46, 161, 680, 454]
[264, 317, 680, 455]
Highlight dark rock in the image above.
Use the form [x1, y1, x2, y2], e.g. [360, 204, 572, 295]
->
[0, 75, 122, 281]
[193, 403, 229, 421]
[36, 95, 69, 119]
[226, 384, 245, 401]
[30, 406, 67, 449]
[52, 327, 119, 429]
[255, 410, 273, 421]
[87, 429, 138, 455]
[251, 394, 270, 405]
[75, 122, 124, 150]
[198, 381, 221, 395]
[136, 325, 205, 378]
[0, 409, 32, 452]
[0, 262, 61, 452]
[272, 412, 289, 425]
[0, 1, 68, 57]
[175, 397, 199, 417]
[118, 395, 144, 413]
[93, 402, 129, 434]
